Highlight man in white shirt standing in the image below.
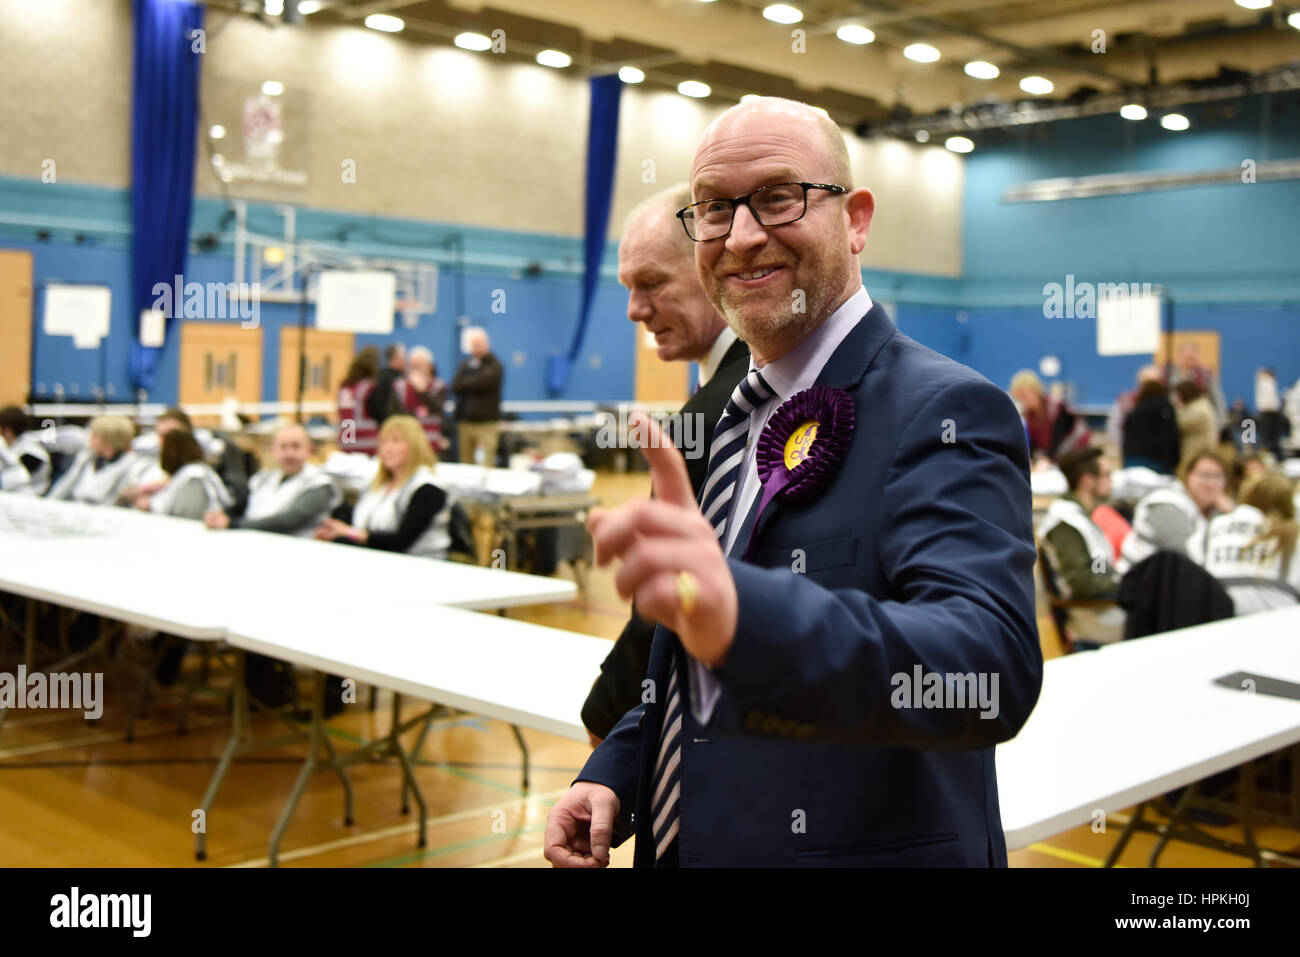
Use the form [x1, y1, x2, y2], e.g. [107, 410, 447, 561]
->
[581, 184, 751, 745]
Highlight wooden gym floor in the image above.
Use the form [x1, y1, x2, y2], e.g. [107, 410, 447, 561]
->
[0, 470, 1295, 868]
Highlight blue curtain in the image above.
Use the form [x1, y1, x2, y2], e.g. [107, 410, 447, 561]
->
[548, 74, 622, 395]
[130, 0, 204, 394]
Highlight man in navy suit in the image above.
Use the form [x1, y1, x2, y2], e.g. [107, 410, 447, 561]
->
[544, 98, 1041, 867]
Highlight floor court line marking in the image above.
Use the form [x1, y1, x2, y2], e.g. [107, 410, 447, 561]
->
[0, 717, 226, 760]
[472, 845, 548, 868]
[223, 788, 568, 868]
[369, 822, 549, 868]
[1025, 842, 1121, 867]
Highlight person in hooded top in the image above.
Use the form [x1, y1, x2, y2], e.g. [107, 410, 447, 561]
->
[0, 406, 52, 495]
[204, 422, 339, 536]
[134, 429, 231, 520]
[1192, 473, 1300, 616]
[315, 414, 450, 558]
[48, 415, 142, 505]
[1121, 449, 1234, 568]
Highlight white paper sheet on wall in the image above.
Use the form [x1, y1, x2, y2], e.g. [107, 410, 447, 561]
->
[44, 284, 111, 339]
[1097, 287, 1162, 356]
[139, 308, 166, 348]
[315, 270, 396, 333]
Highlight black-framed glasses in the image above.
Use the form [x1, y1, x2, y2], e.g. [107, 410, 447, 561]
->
[676, 182, 847, 242]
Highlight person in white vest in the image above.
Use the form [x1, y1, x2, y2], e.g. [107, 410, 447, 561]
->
[315, 414, 450, 558]
[1121, 449, 1233, 568]
[120, 407, 196, 498]
[0, 435, 31, 494]
[0, 407, 52, 495]
[204, 423, 340, 535]
[135, 429, 231, 519]
[1191, 473, 1300, 615]
[48, 415, 143, 505]
[1037, 446, 1126, 646]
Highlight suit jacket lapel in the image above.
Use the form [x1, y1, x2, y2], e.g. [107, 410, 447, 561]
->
[741, 303, 898, 559]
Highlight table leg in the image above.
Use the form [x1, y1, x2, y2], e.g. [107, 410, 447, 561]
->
[511, 724, 530, 791]
[319, 715, 355, 827]
[268, 670, 326, 868]
[1103, 801, 1144, 867]
[196, 650, 247, 862]
[389, 696, 428, 850]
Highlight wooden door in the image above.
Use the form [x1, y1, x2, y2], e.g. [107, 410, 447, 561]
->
[179, 322, 263, 424]
[0, 251, 33, 405]
[278, 327, 354, 420]
[633, 324, 689, 404]
[1156, 332, 1220, 378]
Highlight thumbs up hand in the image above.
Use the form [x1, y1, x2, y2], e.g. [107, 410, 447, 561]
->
[587, 412, 738, 668]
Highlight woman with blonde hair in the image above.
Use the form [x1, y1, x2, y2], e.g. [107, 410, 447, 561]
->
[315, 414, 451, 558]
[1191, 473, 1300, 615]
[48, 415, 143, 505]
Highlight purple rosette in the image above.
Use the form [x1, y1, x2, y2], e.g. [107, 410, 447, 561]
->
[742, 386, 855, 559]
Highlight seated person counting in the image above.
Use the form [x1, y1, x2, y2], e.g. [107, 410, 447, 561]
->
[205, 423, 340, 535]
[1191, 473, 1300, 615]
[1037, 446, 1126, 646]
[135, 429, 231, 519]
[1122, 450, 1233, 567]
[0, 406, 52, 495]
[48, 415, 143, 505]
[315, 414, 451, 558]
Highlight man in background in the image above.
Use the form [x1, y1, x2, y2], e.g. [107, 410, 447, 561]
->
[0, 407, 51, 495]
[1038, 446, 1126, 647]
[404, 345, 449, 452]
[581, 183, 750, 745]
[452, 328, 504, 464]
[365, 343, 409, 425]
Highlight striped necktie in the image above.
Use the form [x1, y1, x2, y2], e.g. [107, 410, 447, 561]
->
[650, 367, 775, 862]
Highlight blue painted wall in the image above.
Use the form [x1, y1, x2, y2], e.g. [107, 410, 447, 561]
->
[960, 92, 1300, 405]
[6, 89, 1299, 413]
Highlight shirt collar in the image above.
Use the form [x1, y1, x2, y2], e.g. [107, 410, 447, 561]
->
[696, 325, 738, 388]
[752, 285, 873, 402]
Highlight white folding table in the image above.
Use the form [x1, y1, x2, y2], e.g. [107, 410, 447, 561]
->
[996, 606, 1300, 863]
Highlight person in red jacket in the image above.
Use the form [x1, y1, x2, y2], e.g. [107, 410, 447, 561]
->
[338, 346, 380, 455]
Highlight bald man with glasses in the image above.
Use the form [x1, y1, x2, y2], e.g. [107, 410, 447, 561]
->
[546, 98, 1041, 868]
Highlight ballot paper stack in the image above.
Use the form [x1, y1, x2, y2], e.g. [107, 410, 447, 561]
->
[532, 452, 595, 495]
[0, 496, 125, 539]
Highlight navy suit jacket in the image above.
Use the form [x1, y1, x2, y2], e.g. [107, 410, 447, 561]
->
[576, 302, 1042, 867]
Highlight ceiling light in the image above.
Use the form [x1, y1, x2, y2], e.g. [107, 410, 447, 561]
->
[454, 32, 491, 51]
[1161, 112, 1190, 131]
[1019, 75, 1053, 95]
[209, 125, 226, 140]
[763, 4, 803, 24]
[1120, 103, 1147, 120]
[964, 60, 999, 79]
[364, 14, 404, 33]
[945, 136, 974, 153]
[618, 66, 645, 83]
[1234, 0, 1271, 9]
[264, 0, 284, 15]
[904, 43, 940, 63]
[915, 130, 930, 143]
[536, 49, 572, 68]
[261, 80, 284, 96]
[1289, 10, 1300, 27]
[297, 1, 323, 13]
[836, 25, 875, 44]
[678, 80, 711, 98]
